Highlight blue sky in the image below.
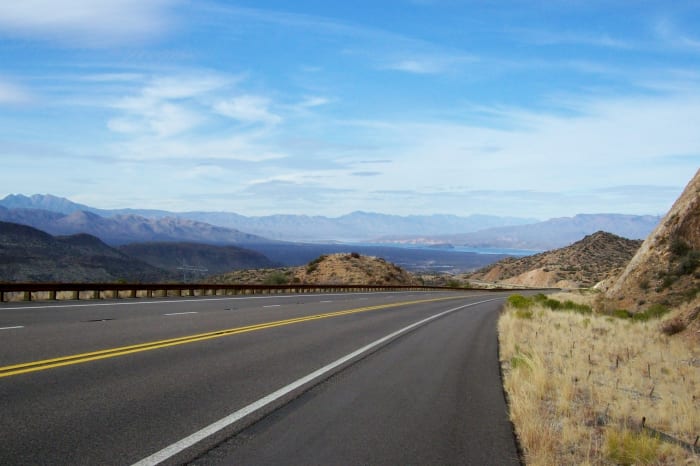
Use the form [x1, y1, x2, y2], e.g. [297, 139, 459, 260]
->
[0, 0, 699, 219]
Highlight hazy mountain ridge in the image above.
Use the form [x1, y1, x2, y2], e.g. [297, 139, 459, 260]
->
[383, 213, 661, 250]
[467, 231, 642, 288]
[0, 206, 274, 246]
[0, 194, 538, 241]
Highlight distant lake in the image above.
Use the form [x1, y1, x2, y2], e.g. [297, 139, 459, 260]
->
[342, 242, 540, 257]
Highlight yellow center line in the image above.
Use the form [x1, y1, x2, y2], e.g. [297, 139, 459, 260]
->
[0, 295, 463, 378]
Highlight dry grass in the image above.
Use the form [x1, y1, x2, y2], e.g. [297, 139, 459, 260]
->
[499, 292, 700, 465]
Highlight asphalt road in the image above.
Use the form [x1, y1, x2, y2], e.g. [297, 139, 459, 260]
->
[0, 291, 521, 465]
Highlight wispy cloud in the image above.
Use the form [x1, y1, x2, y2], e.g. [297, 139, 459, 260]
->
[0, 0, 177, 46]
[383, 54, 476, 75]
[654, 17, 700, 52]
[515, 28, 635, 50]
[104, 73, 287, 162]
[0, 77, 32, 104]
[214, 95, 281, 125]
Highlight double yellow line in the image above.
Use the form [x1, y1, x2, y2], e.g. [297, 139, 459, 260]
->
[1, 295, 461, 379]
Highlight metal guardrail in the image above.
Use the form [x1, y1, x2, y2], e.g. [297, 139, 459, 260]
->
[0, 282, 493, 303]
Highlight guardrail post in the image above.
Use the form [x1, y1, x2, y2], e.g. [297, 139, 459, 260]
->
[93, 290, 100, 300]
[24, 291, 31, 302]
[48, 290, 56, 300]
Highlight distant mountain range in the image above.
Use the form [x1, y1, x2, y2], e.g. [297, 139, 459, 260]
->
[0, 194, 538, 242]
[379, 214, 661, 250]
[0, 194, 662, 269]
[0, 205, 273, 246]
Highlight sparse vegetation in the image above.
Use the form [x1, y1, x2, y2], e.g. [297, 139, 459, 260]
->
[467, 231, 642, 288]
[499, 292, 700, 465]
[263, 270, 290, 285]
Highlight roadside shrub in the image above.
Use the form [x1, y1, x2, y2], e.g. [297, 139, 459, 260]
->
[633, 304, 670, 322]
[613, 309, 632, 319]
[605, 429, 661, 466]
[263, 271, 289, 285]
[514, 308, 534, 319]
[661, 318, 687, 336]
[507, 294, 533, 309]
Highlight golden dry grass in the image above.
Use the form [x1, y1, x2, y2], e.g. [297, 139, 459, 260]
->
[499, 292, 700, 465]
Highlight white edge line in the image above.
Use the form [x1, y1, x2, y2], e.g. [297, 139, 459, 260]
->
[163, 312, 198, 316]
[131, 297, 503, 466]
[263, 305, 281, 308]
[0, 325, 24, 330]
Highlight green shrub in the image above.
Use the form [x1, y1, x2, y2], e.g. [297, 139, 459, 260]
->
[514, 308, 534, 319]
[263, 271, 289, 285]
[605, 429, 661, 466]
[507, 294, 533, 309]
[633, 304, 670, 322]
[613, 309, 632, 319]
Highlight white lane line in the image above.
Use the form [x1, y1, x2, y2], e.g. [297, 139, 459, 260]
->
[319, 300, 333, 303]
[163, 312, 198, 316]
[0, 291, 435, 311]
[131, 297, 504, 466]
[0, 325, 24, 330]
[263, 305, 281, 308]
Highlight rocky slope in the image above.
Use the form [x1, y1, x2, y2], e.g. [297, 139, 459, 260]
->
[0, 221, 168, 282]
[466, 231, 642, 288]
[602, 169, 700, 320]
[210, 253, 420, 286]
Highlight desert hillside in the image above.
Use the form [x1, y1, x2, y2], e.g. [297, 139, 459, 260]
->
[210, 252, 420, 286]
[602, 169, 700, 320]
[467, 231, 642, 288]
[0, 221, 167, 282]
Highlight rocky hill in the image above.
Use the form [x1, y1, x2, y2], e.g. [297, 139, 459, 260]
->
[0, 221, 168, 283]
[466, 231, 642, 288]
[602, 170, 699, 322]
[210, 253, 420, 286]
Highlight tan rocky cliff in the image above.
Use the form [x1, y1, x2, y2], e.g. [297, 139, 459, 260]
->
[603, 169, 700, 314]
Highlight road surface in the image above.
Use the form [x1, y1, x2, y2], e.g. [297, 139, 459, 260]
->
[0, 291, 521, 465]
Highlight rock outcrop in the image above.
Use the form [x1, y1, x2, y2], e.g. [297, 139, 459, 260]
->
[603, 169, 700, 315]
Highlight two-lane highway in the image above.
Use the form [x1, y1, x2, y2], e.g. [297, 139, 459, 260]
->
[0, 291, 521, 465]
